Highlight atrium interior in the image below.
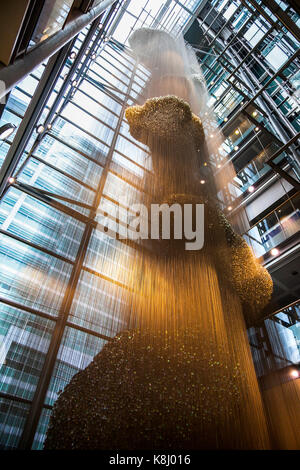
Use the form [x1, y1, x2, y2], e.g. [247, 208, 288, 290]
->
[0, 0, 299, 450]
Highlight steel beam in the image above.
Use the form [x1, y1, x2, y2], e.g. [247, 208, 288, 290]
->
[0, 44, 72, 200]
[249, 0, 300, 41]
[267, 160, 300, 190]
[0, 0, 117, 100]
[43, 2, 119, 129]
[227, 23, 278, 82]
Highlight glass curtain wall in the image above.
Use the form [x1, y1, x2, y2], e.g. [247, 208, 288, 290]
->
[192, 0, 300, 257]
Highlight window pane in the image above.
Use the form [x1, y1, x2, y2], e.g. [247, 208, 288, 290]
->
[0, 233, 73, 316]
[0, 303, 55, 401]
[0, 188, 85, 260]
[0, 398, 30, 449]
[45, 327, 106, 406]
[83, 228, 135, 285]
[69, 270, 129, 337]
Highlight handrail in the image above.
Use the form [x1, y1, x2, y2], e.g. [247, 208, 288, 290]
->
[262, 299, 300, 322]
[242, 191, 300, 236]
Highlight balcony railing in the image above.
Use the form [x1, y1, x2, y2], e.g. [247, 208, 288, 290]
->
[243, 192, 300, 258]
[248, 299, 300, 378]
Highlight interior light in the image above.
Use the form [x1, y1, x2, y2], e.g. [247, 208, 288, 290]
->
[270, 248, 279, 256]
[248, 185, 255, 193]
[0, 123, 16, 140]
[36, 125, 45, 134]
[290, 369, 299, 379]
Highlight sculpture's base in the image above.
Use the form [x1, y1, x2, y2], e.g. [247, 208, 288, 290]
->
[44, 326, 269, 450]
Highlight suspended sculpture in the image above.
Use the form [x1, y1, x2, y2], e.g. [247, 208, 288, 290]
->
[44, 28, 277, 450]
